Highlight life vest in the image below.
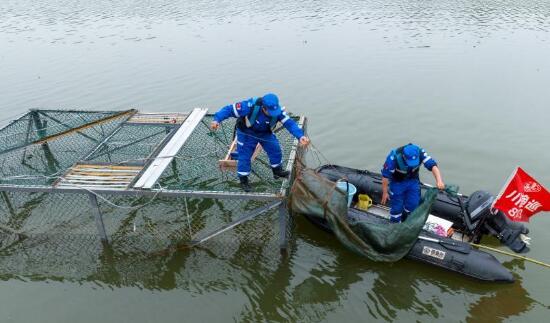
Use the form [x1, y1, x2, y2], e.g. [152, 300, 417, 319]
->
[392, 145, 421, 181]
[237, 97, 278, 132]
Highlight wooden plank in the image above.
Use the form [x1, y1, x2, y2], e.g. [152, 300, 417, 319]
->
[57, 184, 128, 189]
[218, 138, 263, 170]
[34, 109, 137, 144]
[133, 108, 208, 189]
[127, 113, 188, 124]
[73, 164, 142, 170]
[55, 163, 143, 190]
[65, 176, 134, 182]
[62, 181, 130, 186]
[64, 175, 136, 180]
[71, 169, 140, 174]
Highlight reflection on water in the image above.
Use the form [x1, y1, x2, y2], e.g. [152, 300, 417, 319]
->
[1, 0, 550, 322]
[0, 216, 537, 322]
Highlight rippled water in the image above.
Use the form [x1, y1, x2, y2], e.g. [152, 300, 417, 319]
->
[1, 1, 550, 322]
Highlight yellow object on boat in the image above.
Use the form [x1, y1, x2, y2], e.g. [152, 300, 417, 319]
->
[357, 194, 373, 210]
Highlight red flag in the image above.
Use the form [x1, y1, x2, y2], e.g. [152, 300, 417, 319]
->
[492, 167, 550, 222]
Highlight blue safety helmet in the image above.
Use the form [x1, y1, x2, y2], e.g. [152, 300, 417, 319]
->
[262, 93, 282, 117]
[403, 144, 420, 167]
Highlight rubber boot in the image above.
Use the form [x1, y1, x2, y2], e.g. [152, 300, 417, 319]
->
[272, 166, 289, 179]
[239, 176, 251, 192]
[402, 211, 410, 222]
[389, 213, 402, 223]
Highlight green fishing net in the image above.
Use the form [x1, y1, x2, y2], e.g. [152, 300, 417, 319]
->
[290, 167, 458, 262]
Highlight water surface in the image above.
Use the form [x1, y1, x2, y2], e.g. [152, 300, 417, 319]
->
[1, 0, 549, 322]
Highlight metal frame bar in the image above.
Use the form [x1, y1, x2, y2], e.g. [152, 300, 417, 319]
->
[88, 193, 109, 243]
[30, 109, 130, 114]
[188, 200, 282, 246]
[278, 202, 289, 251]
[279, 116, 307, 197]
[0, 184, 280, 201]
[0, 112, 31, 132]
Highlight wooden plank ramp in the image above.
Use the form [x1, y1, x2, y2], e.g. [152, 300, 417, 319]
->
[127, 112, 188, 125]
[133, 108, 208, 189]
[56, 164, 143, 189]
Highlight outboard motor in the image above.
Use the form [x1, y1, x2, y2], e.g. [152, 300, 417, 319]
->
[466, 191, 530, 253]
[464, 191, 494, 232]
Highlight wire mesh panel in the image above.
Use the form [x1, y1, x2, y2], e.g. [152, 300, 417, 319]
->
[0, 111, 132, 186]
[0, 189, 288, 280]
[0, 110, 133, 155]
[157, 115, 301, 194]
[85, 124, 175, 164]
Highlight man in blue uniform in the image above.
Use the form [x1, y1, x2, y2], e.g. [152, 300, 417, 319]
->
[381, 143, 445, 223]
[211, 93, 309, 192]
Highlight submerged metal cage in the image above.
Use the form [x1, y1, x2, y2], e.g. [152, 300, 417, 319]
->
[0, 108, 306, 275]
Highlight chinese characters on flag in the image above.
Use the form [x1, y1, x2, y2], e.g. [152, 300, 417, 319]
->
[492, 167, 550, 222]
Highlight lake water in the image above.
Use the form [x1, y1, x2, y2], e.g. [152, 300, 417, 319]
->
[1, 0, 549, 322]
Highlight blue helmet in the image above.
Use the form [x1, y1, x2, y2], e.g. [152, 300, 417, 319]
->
[262, 93, 281, 117]
[403, 144, 420, 167]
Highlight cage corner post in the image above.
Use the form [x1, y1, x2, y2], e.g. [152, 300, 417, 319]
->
[278, 201, 289, 255]
[88, 193, 109, 245]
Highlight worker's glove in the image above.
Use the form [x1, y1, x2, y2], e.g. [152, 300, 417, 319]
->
[210, 121, 220, 130]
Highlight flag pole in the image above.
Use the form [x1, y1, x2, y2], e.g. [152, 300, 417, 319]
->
[491, 166, 519, 210]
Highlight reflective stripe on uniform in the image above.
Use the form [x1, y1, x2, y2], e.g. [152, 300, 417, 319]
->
[238, 171, 250, 176]
[280, 107, 290, 123]
[232, 104, 239, 117]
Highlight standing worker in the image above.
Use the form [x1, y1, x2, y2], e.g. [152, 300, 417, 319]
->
[380, 143, 444, 223]
[211, 93, 310, 192]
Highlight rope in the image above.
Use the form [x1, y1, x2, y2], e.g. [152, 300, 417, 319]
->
[470, 243, 550, 269]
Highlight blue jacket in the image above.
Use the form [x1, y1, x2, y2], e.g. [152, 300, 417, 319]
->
[213, 98, 304, 139]
[381, 146, 437, 180]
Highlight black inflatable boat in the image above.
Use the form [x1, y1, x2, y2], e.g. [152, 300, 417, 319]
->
[301, 165, 532, 283]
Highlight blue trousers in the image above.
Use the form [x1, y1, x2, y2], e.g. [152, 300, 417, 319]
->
[236, 130, 282, 177]
[389, 178, 421, 222]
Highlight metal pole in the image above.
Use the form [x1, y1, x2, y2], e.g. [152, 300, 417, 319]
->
[88, 193, 109, 244]
[188, 200, 282, 247]
[279, 202, 288, 254]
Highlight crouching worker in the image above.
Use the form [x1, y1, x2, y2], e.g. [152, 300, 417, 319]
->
[211, 93, 310, 192]
[380, 143, 444, 223]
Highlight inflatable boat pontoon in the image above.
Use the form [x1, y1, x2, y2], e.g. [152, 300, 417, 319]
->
[302, 165, 532, 283]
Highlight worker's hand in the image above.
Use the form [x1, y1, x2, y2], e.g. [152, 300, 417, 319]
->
[381, 191, 390, 205]
[299, 136, 310, 146]
[436, 180, 445, 190]
[210, 121, 220, 131]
